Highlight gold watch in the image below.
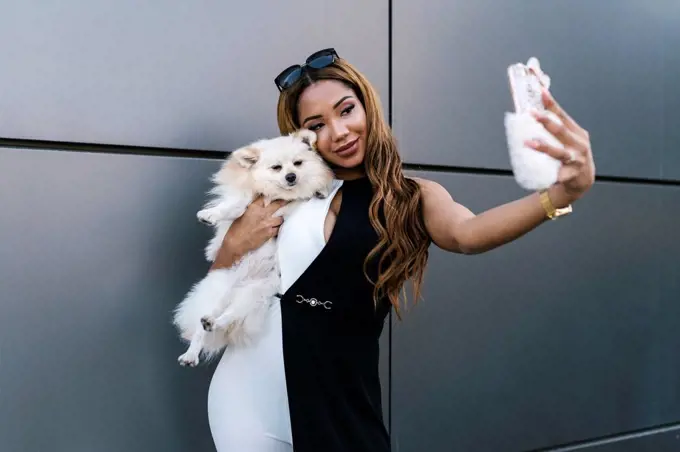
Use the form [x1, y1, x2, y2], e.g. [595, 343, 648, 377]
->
[539, 190, 572, 220]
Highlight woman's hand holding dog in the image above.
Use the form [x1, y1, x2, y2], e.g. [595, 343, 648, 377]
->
[210, 197, 288, 270]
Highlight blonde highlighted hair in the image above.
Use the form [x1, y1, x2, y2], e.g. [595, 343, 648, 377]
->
[276, 58, 431, 318]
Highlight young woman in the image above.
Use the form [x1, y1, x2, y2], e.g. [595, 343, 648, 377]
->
[205, 48, 595, 452]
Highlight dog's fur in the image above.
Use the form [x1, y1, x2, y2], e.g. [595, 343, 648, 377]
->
[173, 129, 334, 367]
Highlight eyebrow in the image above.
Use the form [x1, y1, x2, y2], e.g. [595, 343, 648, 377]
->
[301, 95, 354, 125]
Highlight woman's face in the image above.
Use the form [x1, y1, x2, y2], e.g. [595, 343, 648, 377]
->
[296, 80, 367, 170]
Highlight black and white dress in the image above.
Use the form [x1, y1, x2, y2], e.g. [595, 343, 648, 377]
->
[207, 176, 391, 452]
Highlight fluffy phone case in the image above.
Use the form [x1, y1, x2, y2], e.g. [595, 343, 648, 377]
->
[504, 109, 563, 191]
[504, 58, 562, 191]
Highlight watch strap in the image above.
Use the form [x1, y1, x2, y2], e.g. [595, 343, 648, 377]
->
[539, 190, 572, 220]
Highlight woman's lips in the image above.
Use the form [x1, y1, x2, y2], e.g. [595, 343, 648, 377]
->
[334, 138, 359, 157]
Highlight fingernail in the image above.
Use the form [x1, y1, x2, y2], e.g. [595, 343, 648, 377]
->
[542, 87, 553, 101]
[525, 139, 539, 148]
[533, 109, 547, 119]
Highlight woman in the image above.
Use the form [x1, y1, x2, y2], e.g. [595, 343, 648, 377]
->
[205, 48, 595, 452]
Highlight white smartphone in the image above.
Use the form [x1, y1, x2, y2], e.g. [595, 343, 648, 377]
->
[507, 60, 547, 114]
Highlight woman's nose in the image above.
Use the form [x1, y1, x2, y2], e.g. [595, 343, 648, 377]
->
[330, 121, 349, 141]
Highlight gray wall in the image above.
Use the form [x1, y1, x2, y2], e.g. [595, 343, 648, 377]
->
[391, 1, 680, 451]
[0, 1, 678, 452]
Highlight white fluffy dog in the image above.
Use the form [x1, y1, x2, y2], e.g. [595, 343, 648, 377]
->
[173, 129, 333, 367]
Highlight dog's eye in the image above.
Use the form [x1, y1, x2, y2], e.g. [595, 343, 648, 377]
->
[271, 165, 282, 171]
[293, 161, 303, 167]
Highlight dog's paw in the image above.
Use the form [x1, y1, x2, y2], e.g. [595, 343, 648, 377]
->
[315, 182, 334, 199]
[201, 316, 215, 332]
[178, 351, 200, 367]
[197, 209, 220, 226]
[212, 309, 240, 333]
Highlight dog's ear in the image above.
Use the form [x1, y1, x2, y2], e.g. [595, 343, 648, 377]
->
[292, 129, 317, 150]
[231, 146, 260, 168]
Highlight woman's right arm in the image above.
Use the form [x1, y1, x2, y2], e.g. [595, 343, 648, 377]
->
[210, 197, 288, 271]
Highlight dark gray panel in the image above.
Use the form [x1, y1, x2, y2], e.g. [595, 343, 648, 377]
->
[0, 0, 388, 151]
[662, 4, 680, 181]
[393, 0, 677, 180]
[380, 314, 391, 432]
[390, 170, 680, 452]
[0, 148, 219, 452]
[0, 147, 389, 451]
[548, 425, 680, 452]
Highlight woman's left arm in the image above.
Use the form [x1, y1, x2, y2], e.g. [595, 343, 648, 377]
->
[417, 89, 596, 255]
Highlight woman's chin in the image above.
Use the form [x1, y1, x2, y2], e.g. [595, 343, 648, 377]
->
[327, 153, 364, 170]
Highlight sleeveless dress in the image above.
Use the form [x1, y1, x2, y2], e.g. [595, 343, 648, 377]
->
[207, 177, 391, 452]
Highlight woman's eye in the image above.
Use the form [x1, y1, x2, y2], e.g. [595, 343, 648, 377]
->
[293, 161, 303, 166]
[271, 165, 282, 171]
[341, 104, 355, 116]
[308, 123, 323, 132]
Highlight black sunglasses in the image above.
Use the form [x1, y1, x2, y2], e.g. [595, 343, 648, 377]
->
[274, 48, 339, 92]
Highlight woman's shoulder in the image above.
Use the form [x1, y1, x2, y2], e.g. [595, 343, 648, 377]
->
[406, 176, 449, 199]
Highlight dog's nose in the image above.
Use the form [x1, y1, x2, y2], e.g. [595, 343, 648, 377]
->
[285, 173, 297, 184]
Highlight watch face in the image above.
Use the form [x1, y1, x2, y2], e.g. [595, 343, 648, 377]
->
[554, 206, 573, 217]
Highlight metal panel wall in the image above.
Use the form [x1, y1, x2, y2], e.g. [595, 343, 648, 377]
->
[392, 0, 680, 181]
[2, 0, 679, 451]
[390, 171, 680, 451]
[0, 147, 390, 452]
[0, 1, 389, 451]
[662, 7, 680, 181]
[0, 148, 222, 451]
[391, 0, 680, 450]
[557, 425, 680, 452]
[0, 0, 388, 152]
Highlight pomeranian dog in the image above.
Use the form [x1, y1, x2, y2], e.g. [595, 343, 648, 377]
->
[173, 129, 333, 367]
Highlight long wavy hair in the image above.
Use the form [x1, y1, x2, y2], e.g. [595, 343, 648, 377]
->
[276, 57, 431, 318]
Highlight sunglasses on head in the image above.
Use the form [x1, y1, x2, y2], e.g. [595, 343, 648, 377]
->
[274, 48, 339, 92]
